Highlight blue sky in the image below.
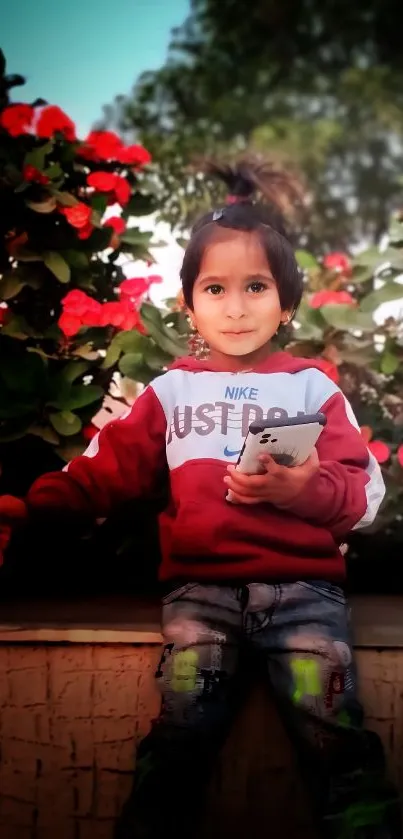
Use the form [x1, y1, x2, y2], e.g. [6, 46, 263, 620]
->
[1, 0, 189, 138]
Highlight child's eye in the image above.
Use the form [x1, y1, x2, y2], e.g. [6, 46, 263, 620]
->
[206, 284, 224, 295]
[247, 281, 267, 293]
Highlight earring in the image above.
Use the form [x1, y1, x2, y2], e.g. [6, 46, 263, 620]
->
[187, 321, 210, 359]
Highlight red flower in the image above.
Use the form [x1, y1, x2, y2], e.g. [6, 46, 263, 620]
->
[60, 289, 102, 329]
[0, 496, 27, 521]
[77, 223, 94, 240]
[60, 202, 92, 229]
[36, 106, 76, 142]
[0, 305, 9, 326]
[82, 423, 99, 442]
[99, 301, 129, 328]
[81, 130, 123, 161]
[99, 299, 144, 331]
[360, 426, 372, 444]
[104, 216, 126, 235]
[23, 164, 49, 185]
[310, 290, 356, 309]
[114, 176, 131, 206]
[120, 275, 163, 304]
[80, 298, 103, 327]
[87, 171, 117, 192]
[368, 440, 390, 464]
[0, 104, 34, 136]
[62, 290, 93, 317]
[117, 144, 152, 166]
[120, 277, 150, 299]
[397, 445, 403, 468]
[314, 358, 340, 384]
[323, 252, 352, 277]
[58, 311, 82, 337]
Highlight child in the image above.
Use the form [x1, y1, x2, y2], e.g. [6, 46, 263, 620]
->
[0, 158, 400, 839]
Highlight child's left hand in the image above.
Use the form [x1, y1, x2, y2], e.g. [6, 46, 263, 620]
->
[224, 450, 319, 507]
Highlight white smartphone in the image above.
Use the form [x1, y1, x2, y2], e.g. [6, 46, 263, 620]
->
[235, 413, 327, 475]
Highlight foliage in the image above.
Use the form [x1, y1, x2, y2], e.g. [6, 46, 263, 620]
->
[102, 0, 403, 250]
[0, 50, 187, 472]
[285, 223, 403, 536]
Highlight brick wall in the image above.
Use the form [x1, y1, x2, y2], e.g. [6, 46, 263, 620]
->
[0, 643, 401, 839]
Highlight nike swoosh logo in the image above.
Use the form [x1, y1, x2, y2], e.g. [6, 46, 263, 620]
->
[224, 446, 242, 457]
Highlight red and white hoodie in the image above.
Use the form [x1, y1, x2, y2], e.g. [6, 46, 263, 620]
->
[27, 352, 384, 583]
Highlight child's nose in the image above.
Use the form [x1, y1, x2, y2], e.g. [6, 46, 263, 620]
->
[224, 292, 246, 318]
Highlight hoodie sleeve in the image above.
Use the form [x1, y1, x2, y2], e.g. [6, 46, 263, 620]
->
[26, 385, 167, 520]
[280, 388, 385, 540]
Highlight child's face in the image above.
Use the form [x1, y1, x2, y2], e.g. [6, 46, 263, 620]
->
[191, 230, 290, 367]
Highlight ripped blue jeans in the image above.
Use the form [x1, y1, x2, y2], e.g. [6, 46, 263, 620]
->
[115, 582, 401, 839]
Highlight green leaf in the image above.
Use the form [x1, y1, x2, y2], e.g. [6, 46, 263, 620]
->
[0, 352, 47, 396]
[0, 396, 37, 419]
[62, 249, 89, 270]
[164, 310, 189, 334]
[118, 354, 156, 384]
[24, 141, 53, 172]
[60, 361, 92, 384]
[91, 193, 108, 215]
[144, 344, 173, 370]
[56, 441, 86, 462]
[350, 265, 374, 284]
[0, 273, 25, 300]
[43, 250, 71, 283]
[14, 181, 30, 194]
[380, 351, 399, 376]
[320, 304, 374, 331]
[354, 246, 383, 270]
[141, 302, 187, 357]
[0, 269, 42, 300]
[48, 384, 103, 411]
[123, 193, 156, 216]
[295, 250, 319, 270]
[295, 299, 325, 339]
[29, 425, 60, 445]
[73, 343, 100, 361]
[0, 417, 34, 442]
[378, 247, 403, 272]
[1, 315, 30, 340]
[49, 411, 82, 436]
[52, 190, 78, 207]
[43, 163, 64, 181]
[101, 340, 124, 370]
[120, 228, 152, 248]
[13, 245, 43, 263]
[360, 282, 403, 313]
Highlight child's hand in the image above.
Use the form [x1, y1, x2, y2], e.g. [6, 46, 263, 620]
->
[224, 450, 319, 507]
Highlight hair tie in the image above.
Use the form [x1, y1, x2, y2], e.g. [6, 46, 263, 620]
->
[225, 194, 253, 205]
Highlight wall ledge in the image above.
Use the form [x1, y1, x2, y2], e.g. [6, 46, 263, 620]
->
[0, 625, 163, 644]
[0, 594, 402, 647]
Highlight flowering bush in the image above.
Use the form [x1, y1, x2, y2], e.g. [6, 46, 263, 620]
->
[2, 48, 403, 549]
[0, 51, 187, 480]
[287, 229, 403, 535]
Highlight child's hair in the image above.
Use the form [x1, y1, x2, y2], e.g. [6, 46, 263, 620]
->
[180, 156, 304, 316]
